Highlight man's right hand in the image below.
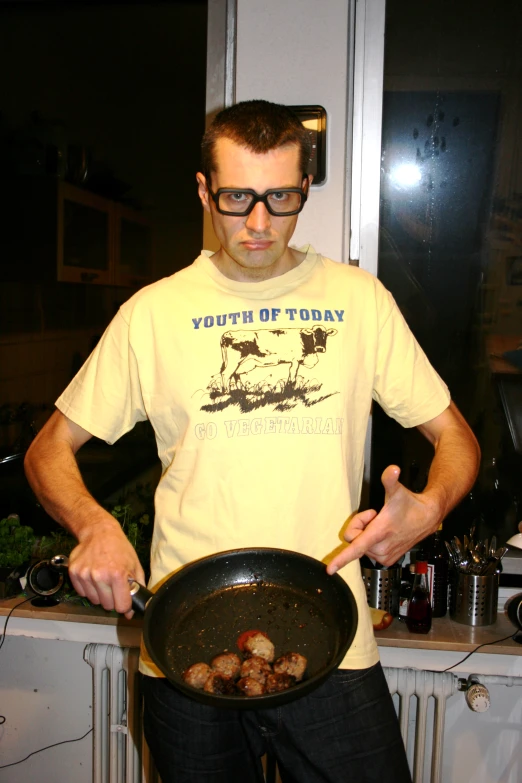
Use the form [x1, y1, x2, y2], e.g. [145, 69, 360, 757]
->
[24, 411, 147, 620]
[69, 515, 146, 619]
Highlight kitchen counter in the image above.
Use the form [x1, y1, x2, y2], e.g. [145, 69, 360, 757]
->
[1, 597, 521, 783]
[1, 596, 520, 665]
[0, 596, 141, 626]
[0, 596, 143, 647]
[374, 612, 520, 655]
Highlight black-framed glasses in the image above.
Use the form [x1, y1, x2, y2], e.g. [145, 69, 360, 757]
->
[207, 182, 309, 217]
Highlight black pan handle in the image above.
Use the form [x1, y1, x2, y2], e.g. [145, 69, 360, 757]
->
[129, 579, 154, 614]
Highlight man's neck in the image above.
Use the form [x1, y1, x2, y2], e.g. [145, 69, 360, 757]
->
[210, 246, 307, 283]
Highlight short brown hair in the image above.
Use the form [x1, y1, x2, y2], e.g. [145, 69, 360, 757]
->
[201, 100, 311, 181]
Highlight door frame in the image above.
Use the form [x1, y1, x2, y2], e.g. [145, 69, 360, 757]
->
[204, 0, 387, 495]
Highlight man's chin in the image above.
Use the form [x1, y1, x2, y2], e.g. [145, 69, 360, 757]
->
[234, 246, 280, 268]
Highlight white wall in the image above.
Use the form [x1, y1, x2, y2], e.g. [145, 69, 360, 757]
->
[0, 636, 92, 783]
[443, 679, 522, 783]
[233, 0, 352, 262]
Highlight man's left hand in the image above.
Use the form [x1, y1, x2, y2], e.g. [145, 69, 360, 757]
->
[326, 465, 441, 574]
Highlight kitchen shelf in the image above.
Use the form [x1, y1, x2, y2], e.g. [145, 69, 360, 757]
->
[0, 177, 154, 287]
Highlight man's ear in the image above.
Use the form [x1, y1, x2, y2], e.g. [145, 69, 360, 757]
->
[196, 172, 211, 213]
[305, 174, 314, 189]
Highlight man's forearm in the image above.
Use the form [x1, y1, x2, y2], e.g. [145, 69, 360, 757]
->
[24, 413, 121, 541]
[25, 411, 145, 615]
[418, 401, 481, 527]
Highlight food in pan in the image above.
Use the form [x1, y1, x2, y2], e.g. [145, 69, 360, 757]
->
[236, 676, 265, 696]
[182, 630, 307, 697]
[265, 672, 296, 693]
[236, 629, 265, 652]
[241, 631, 275, 663]
[203, 671, 239, 695]
[273, 652, 307, 682]
[182, 662, 212, 689]
[240, 655, 272, 684]
[210, 652, 242, 679]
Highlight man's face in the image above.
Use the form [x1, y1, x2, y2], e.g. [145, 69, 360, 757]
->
[197, 138, 309, 281]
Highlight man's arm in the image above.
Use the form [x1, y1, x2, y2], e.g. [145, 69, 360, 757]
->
[327, 401, 480, 574]
[24, 410, 145, 616]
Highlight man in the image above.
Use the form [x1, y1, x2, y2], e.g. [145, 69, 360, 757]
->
[25, 100, 480, 783]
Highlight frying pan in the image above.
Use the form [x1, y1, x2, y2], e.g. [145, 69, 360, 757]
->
[130, 547, 358, 709]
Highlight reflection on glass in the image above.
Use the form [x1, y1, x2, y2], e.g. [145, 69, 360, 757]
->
[371, 2, 522, 545]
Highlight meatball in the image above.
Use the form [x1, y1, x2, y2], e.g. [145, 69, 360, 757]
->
[243, 632, 275, 663]
[237, 676, 265, 697]
[203, 672, 238, 695]
[273, 652, 307, 682]
[182, 662, 212, 690]
[211, 652, 242, 680]
[265, 672, 296, 693]
[240, 655, 272, 685]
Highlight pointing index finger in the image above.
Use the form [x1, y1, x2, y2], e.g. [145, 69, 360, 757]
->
[327, 526, 383, 575]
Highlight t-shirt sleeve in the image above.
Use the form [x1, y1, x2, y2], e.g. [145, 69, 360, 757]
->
[372, 284, 451, 427]
[55, 310, 148, 444]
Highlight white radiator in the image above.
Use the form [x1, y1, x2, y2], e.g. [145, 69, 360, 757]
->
[85, 645, 458, 783]
[84, 643, 159, 783]
[383, 666, 458, 783]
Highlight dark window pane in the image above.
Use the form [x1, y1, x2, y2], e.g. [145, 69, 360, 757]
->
[372, 0, 522, 544]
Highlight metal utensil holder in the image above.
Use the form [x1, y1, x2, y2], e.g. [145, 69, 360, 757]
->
[450, 572, 499, 626]
[361, 566, 401, 614]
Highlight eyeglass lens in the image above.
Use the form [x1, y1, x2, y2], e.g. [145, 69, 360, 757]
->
[218, 190, 303, 215]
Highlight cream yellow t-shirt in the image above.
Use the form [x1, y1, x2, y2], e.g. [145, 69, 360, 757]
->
[56, 247, 450, 675]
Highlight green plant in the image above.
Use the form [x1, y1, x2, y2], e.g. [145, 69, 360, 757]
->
[0, 515, 36, 569]
[35, 529, 77, 561]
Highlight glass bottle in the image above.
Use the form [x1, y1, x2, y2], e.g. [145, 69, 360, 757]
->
[406, 559, 432, 634]
[426, 525, 449, 617]
[398, 562, 415, 622]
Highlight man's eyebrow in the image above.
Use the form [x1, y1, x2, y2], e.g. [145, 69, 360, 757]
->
[216, 184, 302, 191]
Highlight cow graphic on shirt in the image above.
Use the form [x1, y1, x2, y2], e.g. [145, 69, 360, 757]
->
[216, 325, 337, 393]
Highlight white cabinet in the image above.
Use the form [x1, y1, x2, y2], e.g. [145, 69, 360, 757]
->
[58, 182, 153, 286]
[0, 178, 153, 287]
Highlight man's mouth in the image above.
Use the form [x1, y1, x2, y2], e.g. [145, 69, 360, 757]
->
[242, 240, 274, 251]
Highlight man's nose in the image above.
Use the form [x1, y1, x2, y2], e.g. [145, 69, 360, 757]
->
[245, 201, 271, 233]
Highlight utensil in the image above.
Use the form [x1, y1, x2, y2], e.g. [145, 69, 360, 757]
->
[470, 546, 482, 566]
[480, 547, 509, 575]
[449, 539, 461, 563]
[494, 545, 509, 562]
[131, 548, 359, 709]
[453, 537, 473, 571]
[454, 536, 464, 560]
[480, 557, 500, 576]
[445, 540, 459, 569]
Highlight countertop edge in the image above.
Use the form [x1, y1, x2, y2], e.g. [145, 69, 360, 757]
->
[1, 599, 520, 656]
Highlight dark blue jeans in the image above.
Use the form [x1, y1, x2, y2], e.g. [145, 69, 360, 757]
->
[142, 662, 412, 783]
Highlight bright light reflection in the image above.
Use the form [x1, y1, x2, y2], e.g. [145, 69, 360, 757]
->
[390, 164, 422, 188]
